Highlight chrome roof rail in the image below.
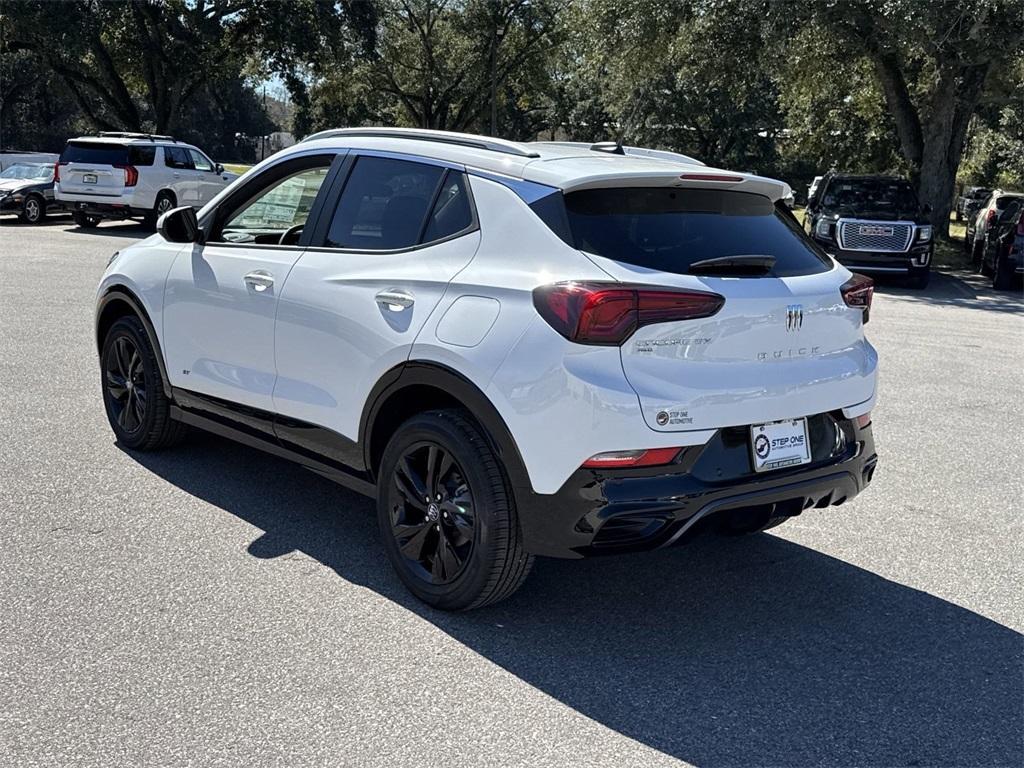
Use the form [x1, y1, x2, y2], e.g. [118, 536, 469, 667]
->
[299, 127, 540, 158]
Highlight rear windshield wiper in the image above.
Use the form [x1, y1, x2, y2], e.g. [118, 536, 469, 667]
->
[687, 255, 776, 276]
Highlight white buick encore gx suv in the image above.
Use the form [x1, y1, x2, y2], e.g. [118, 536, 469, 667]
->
[95, 128, 878, 610]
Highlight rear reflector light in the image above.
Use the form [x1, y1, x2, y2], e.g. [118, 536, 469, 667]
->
[678, 173, 744, 182]
[533, 282, 724, 345]
[841, 273, 874, 324]
[115, 164, 138, 186]
[582, 447, 682, 469]
[855, 412, 872, 429]
[54, 162, 64, 183]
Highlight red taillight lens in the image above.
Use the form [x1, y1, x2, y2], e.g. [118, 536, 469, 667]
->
[533, 282, 724, 345]
[582, 447, 682, 469]
[986, 209, 997, 225]
[115, 164, 138, 186]
[54, 162, 63, 183]
[678, 173, 744, 182]
[841, 273, 874, 324]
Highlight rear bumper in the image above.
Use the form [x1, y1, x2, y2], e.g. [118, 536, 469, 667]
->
[516, 414, 876, 558]
[61, 199, 148, 220]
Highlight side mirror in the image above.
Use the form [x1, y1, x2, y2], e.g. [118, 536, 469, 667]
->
[215, 163, 224, 174]
[922, 203, 933, 216]
[159, 205, 200, 243]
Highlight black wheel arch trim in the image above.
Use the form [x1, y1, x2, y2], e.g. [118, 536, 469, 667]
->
[360, 361, 532, 491]
[96, 287, 173, 399]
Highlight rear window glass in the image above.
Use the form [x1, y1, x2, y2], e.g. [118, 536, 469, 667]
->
[995, 195, 1023, 210]
[562, 188, 830, 277]
[60, 142, 128, 166]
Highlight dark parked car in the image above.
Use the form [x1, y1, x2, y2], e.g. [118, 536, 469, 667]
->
[956, 186, 991, 222]
[980, 204, 1023, 290]
[0, 162, 62, 224]
[805, 173, 933, 288]
[966, 190, 1024, 267]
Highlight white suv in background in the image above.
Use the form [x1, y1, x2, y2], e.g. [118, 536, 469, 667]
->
[56, 132, 237, 228]
[94, 128, 878, 610]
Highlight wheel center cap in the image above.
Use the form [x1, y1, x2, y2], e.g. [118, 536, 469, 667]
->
[427, 503, 440, 522]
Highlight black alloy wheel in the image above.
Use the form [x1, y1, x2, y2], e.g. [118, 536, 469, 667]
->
[104, 335, 148, 436]
[377, 409, 534, 610]
[388, 442, 476, 585]
[100, 316, 187, 450]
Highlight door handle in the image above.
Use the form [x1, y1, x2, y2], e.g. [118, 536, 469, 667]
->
[244, 270, 275, 292]
[173, 172, 181, 178]
[375, 289, 415, 310]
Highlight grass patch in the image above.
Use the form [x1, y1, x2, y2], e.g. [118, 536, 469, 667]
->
[221, 163, 252, 175]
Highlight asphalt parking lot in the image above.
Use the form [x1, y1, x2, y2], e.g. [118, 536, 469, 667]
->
[1, 215, 1021, 768]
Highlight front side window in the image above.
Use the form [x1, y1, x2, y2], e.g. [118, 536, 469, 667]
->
[189, 149, 213, 172]
[216, 165, 330, 244]
[325, 156, 445, 250]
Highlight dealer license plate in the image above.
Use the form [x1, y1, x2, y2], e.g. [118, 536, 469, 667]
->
[750, 418, 811, 473]
[82, 174, 97, 184]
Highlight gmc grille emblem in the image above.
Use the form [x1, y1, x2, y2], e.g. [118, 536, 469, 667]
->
[786, 304, 803, 332]
[858, 225, 894, 236]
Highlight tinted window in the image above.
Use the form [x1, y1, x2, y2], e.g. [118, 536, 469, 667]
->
[563, 188, 830, 277]
[218, 166, 330, 244]
[995, 195, 1023, 211]
[60, 141, 128, 165]
[189, 149, 213, 172]
[128, 146, 156, 166]
[423, 171, 473, 241]
[164, 146, 193, 170]
[821, 178, 919, 211]
[326, 156, 444, 250]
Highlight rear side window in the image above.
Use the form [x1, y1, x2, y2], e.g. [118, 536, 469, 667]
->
[995, 195, 1022, 211]
[326, 156, 445, 250]
[422, 171, 473, 242]
[164, 146, 193, 170]
[563, 188, 831, 277]
[59, 142, 128, 165]
[128, 146, 156, 166]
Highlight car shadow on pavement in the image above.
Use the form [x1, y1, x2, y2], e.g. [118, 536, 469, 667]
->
[125, 433, 1023, 768]
[873, 269, 1023, 314]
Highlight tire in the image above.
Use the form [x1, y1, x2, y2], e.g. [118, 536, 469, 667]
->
[20, 194, 45, 224]
[377, 409, 534, 611]
[146, 190, 176, 229]
[993, 254, 1017, 291]
[970, 243, 987, 274]
[906, 265, 931, 289]
[100, 316, 187, 451]
[979, 245, 995, 277]
[73, 212, 100, 228]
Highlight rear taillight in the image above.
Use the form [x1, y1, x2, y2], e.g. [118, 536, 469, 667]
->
[54, 162, 63, 183]
[986, 209, 997, 226]
[115, 164, 138, 186]
[841, 273, 874, 324]
[582, 447, 682, 469]
[533, 282, 724, 346]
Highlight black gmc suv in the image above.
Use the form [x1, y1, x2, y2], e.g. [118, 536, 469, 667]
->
[805, 174, 933, 288]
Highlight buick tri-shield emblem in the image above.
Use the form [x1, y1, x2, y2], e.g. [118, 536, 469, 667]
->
[786, 304, 803, 332]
